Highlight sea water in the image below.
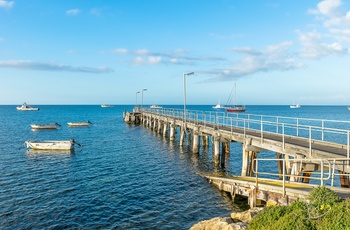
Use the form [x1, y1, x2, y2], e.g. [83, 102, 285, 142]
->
[0, 105, 349, 229]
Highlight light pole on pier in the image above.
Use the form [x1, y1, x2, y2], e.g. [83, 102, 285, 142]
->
[136, 91, 140, 107]
[142, 88, 147, 110]
[183, 72, 194, 125]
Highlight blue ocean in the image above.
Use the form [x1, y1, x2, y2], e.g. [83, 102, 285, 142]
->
[0, 105, 349, 229]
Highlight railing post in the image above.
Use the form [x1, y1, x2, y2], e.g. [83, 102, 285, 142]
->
[282, 158, 286, 197]
[331, 159, 335, 187]
[276, 116, 279, 133]
[282, 123, 285, 150]
[321, 160, 324, 186]
[204, 114, 206, 129]
[348, 131, 350, 167]
[248, 114, 250, 129]
[322, 120, 324, 141]
[309, 126, 312, 157]
[296, 118, 299, 137]
[255, 159, 259, 188]
[231, 117, 233, 135]
[244, 119, 246, 138]
[261, 121, 263, 144]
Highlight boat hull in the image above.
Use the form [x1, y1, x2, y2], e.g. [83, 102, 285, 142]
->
[225, 106, 246, 112]
[68, 122, 89, 127]
[25, 140, 74, 150]
[30, 124, 59, 129]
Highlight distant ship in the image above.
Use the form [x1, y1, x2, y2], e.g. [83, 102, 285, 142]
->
[101, 104, 114, 108]
[16, 102, 39, 111]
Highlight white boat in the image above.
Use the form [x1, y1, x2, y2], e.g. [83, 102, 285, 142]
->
[30, 123, 61, 129]
[290, 104, 301, 109]
[24, 139, 80, 150]
[348, 106, 350, 111]
[212, 101, 226, 109]
[16, 102, 39, 111]
[68, 120, 92, 127]
[225, 82, 246, 113]
[101, 104, 114, 108]
[150, 105, 162, 109]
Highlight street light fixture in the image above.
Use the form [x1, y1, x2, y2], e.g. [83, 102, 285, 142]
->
[183, 72, 194, 125]
[142, 88, 147, 109]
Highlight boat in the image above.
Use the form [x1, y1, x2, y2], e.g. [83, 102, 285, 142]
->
[225, 82, 246, 113]
[150, 105, 162, 109]
[16, 102, 39, 111]
[348, 106, 350, 111]
[101, 104, 114, 108]
[67, 120, 92, 127]
[212, 101, 226, 110]
[24, 139, 80, 150]
[30, 123, 61, 129]
[290, 104, 301, 109]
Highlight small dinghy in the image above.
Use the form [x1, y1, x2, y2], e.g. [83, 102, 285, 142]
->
[67, 120, 92, 127]
[24, 139, 81, 150]
[30, 123, 61, 129]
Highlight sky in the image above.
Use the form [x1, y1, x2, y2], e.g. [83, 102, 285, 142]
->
[1, 0, 350, 105]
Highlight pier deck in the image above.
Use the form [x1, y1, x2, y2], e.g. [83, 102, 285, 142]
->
[124, 108, 350, 207]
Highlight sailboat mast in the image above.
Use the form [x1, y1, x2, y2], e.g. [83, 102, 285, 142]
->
[234, 82, 237, 106]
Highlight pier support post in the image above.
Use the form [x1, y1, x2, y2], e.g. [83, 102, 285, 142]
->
[242, 149, 249, 177]
[192, 127, 200, 153]
[339, 171, 350, 188]
[290, 154, 304, 182]
[249, 187, 257, 208]
[276, 153, 283, 179]
[170, 121, 176, 141]
[213, 134, 220, 164]
[153, 118, 157, 130]
[248, 151, 258, 177]
[157, 120, 162, 134]
[163, 122, 168, 137]
[180, 126, 186, 146]
[202, 135, 209, 146]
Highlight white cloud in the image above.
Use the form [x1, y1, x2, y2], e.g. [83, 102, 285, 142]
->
[299, 30, 348, 59]
[203, 42, 304, 82]
[148, 56, 161, 64]
[66, 9, 81, 16]
[316, 0, 342, 16]
[0, 60, 113, 73]
[0, 0, 13, 8]
[135, 49, 149, 55]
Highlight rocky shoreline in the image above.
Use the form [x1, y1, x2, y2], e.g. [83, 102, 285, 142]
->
[190, 207, 263, 230]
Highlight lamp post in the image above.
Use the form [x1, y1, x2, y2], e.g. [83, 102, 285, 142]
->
[136, 91, 140, 107]
[183, 72, 194, 125]
[142, 88, 147, 110]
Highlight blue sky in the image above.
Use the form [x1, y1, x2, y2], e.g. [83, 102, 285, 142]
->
[1, 0, 350, 105]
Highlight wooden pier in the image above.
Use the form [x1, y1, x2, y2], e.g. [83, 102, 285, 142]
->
[124, 108, 350, 207]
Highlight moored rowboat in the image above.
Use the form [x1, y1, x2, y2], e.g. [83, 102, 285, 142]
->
[24, 139, 80, 150]
[67, 120, 92, 127]
[30, 123, 61, 129]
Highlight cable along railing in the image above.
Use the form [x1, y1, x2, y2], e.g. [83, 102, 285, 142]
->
[145, 108, 350, 158]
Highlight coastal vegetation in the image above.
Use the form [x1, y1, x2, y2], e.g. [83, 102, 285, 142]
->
[248, 186, 350, 230]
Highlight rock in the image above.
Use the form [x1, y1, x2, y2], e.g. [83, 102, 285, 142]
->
[230, 207, 263, 223]
[190, 217, 248, 230]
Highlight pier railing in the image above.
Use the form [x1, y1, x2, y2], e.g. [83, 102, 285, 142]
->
[145, 108, 350, 158]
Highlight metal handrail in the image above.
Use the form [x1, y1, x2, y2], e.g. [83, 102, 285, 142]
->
[144, 108, 350, 156]
[252, 158, 332, 196]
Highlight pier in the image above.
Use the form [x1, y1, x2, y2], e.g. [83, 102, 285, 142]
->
[124, 108, 350, 207]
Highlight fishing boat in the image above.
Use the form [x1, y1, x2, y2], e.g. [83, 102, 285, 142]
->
[24, 139, 80, 150]
[101, 104, 114, 108]
[225, 82, 246, 113]
[67, 120, 92, 127]
[30, 123, 61, 129]
[150, 104, 162, 109]
[16, 102, 39, 111]
[212, 101, 226, 110]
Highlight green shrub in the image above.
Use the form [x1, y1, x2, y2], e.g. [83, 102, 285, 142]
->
[248, 187, 348, 230]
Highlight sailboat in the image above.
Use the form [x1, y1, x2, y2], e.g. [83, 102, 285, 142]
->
[212, 100, 226, 109]
[225, 82, 246, 113]
[290, 101, 301, 109]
